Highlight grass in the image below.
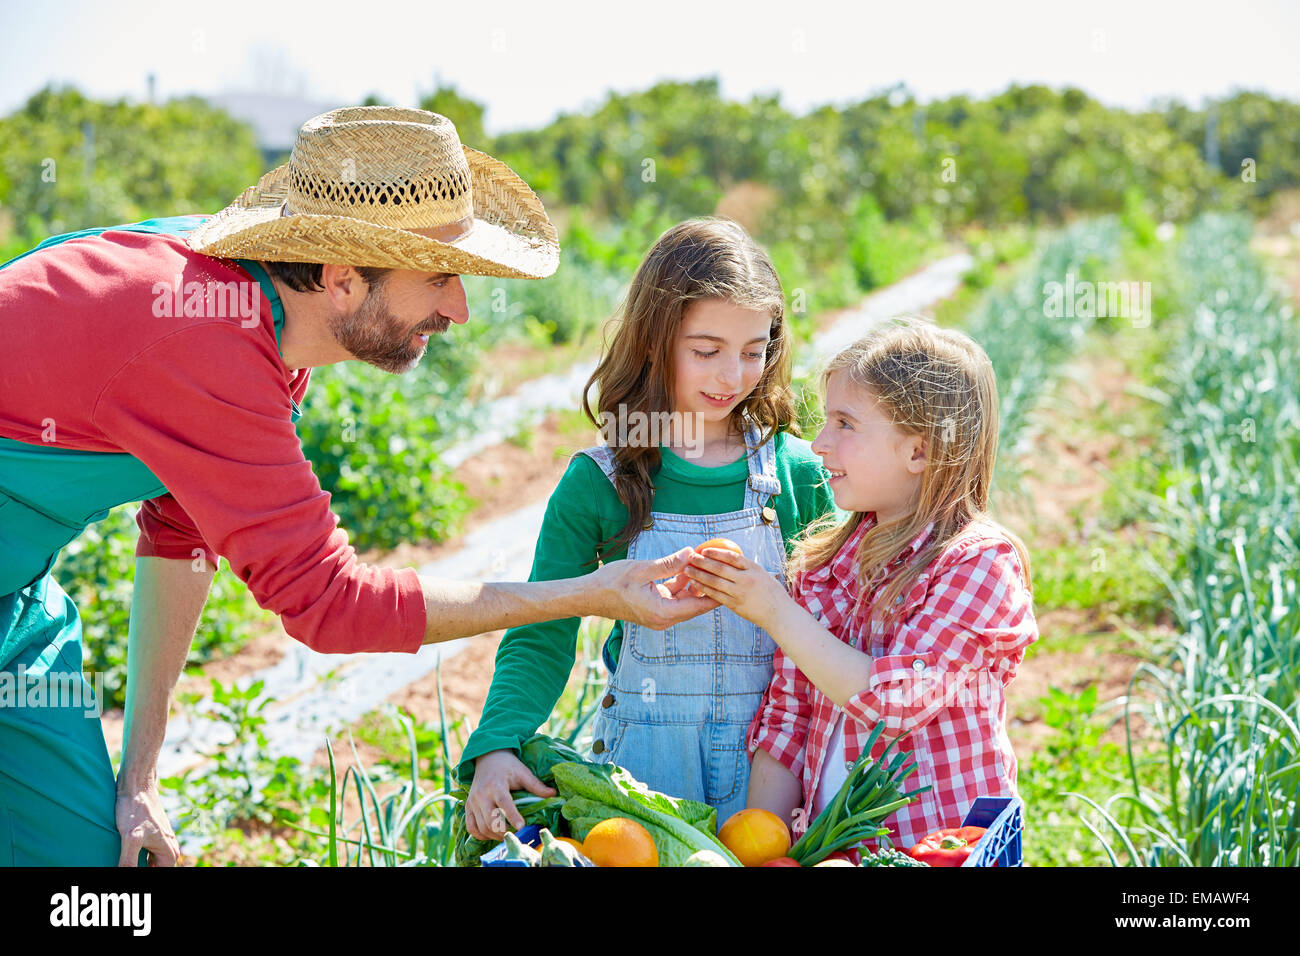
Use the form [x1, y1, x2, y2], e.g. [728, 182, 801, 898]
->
[1018, 684, 1163, 867]
[505, 423, 535, 451]
[1029, 533, 1174, 627]
[1020, 626, 1145, 666]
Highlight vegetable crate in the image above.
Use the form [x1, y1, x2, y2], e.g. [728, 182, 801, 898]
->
[482, 825, 547, 866]
[960, 796, 1023, 867]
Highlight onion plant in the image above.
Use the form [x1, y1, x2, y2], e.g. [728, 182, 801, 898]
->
[1079, 214, 1300, 866]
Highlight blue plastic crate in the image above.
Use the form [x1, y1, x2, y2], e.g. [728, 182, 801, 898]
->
[481, 824, 544, 866]
[960, 796, 1023, 867]
[480, 824, 598, 867]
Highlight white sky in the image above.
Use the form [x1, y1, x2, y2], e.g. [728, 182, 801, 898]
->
[2, 0, 1297, 132]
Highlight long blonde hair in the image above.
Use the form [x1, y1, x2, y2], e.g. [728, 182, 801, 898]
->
[791, 317, 1031, 619]
[582, 218, 797, 559]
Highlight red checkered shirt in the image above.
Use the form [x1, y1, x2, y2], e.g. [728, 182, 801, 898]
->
[746, 514, 1037, 850]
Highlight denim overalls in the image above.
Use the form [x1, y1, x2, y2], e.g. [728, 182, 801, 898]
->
[584, 423, 784, 824]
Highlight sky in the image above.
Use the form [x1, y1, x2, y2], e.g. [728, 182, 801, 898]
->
[2, 0, 1298, 133]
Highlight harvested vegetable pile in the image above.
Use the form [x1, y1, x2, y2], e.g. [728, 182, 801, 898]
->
[452, 726, 931, 868]
[450, 733, 738, 866]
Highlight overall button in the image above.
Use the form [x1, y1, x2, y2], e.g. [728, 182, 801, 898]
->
[592, 740, 606, 755]
[602, 693, 616, 708]
[761, 506, 777, 524]
[912, 659, 926, 672]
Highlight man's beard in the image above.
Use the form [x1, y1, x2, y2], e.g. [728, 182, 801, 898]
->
[329, 284, 450, 374]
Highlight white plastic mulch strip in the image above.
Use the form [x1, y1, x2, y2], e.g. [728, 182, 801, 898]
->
[156, 499, 549, 780]
[801, 253, 972, 372]
[439, 359, 599, 470]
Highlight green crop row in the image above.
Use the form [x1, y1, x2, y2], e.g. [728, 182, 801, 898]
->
[1081, 214, 1300, 866]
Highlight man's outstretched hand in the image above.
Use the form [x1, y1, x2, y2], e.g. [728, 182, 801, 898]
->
[593, 546, 719, 630]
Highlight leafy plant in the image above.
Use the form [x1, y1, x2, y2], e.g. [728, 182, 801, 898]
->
[161, 678, 329, 862]
[53, 505, 270, 709]
[300, 618, 611, 866]
[1018, 686, 1137, 866]
[302, 709, 462, 867]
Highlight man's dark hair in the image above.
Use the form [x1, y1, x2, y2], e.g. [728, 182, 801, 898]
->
[262, 261, 391, 293]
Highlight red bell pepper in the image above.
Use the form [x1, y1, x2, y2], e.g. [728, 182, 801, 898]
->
[906, 826, 986, 866]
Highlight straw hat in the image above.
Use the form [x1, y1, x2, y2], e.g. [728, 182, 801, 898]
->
[187, 106, 559, 279]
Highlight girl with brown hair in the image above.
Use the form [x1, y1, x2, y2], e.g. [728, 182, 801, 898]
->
[459, 219, 837, 839]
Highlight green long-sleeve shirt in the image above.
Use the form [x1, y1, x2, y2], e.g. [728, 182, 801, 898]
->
[457, 429, 838, 782]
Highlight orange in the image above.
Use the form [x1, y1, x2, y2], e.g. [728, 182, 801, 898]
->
[557, 837, 585, 852]
[581, 818, 659, 867]
[718, 808, 792, 867]
[696, 537, 744, 558]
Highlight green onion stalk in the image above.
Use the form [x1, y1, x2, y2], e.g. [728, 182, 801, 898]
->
[787, 723, 931, 866]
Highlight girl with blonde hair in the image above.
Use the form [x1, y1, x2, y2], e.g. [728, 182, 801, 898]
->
[684, 317, 1037, 850]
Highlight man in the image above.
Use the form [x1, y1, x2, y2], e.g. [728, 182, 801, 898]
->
[0, 106, 714, 866]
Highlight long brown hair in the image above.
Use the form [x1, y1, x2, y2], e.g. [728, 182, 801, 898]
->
[790, 317, 1031, 619]
[582, 218, 796, 559]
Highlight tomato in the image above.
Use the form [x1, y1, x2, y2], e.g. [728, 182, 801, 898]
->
[689, 538, 747, 597]
[761, 856, 802, 867]
[696, 537, 744, 558]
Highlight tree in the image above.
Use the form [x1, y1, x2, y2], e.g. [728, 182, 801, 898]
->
[418, 84, 488, 148]
[0, 85, 263, 245]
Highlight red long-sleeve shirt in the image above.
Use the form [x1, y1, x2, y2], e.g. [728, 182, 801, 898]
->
[0, 224, 426, 654]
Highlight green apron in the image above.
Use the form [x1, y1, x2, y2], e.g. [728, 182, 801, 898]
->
[0, 219, 295, 864]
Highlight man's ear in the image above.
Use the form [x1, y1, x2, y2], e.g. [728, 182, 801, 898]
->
[319, 264, 367, 311]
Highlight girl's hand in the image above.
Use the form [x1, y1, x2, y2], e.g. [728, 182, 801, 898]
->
[464, 750, 556, 842]
[592, 547, 720, 631]
[683, 546, 791, 631]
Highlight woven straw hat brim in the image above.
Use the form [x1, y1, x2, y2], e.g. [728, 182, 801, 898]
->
[187, 147, 559, 280]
